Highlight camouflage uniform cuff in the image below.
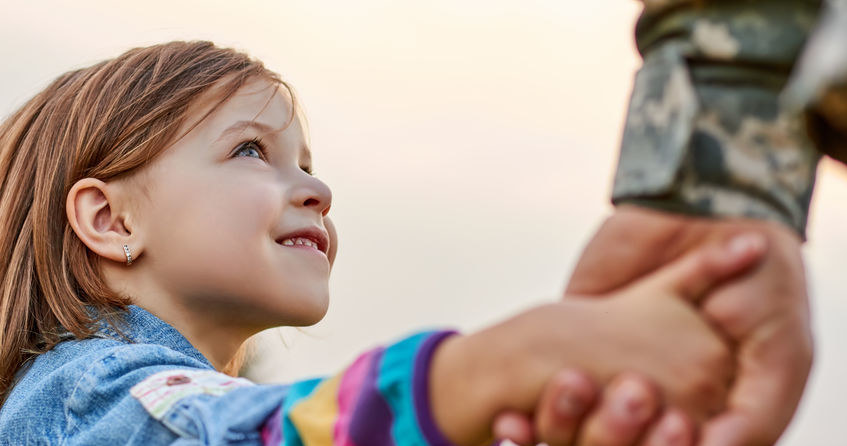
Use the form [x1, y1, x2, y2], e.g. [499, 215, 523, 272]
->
[612, 1, 823, 237]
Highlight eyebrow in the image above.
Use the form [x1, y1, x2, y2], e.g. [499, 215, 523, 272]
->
[217, 119, 313, 161]
[215, 120, 278, 143]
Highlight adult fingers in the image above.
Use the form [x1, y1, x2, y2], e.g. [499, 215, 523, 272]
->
[577, 373, 661, 446]
[534, 369, 598, 446]
[640, 409, 695, 446]
[491, 369, 599, 446]
[492, 411, 535, 446]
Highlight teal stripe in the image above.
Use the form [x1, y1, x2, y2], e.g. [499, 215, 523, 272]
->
[376, 331, 435, 445]
[281, 377, 323, 446]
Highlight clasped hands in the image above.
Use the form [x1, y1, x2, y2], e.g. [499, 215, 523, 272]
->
[488, 206, 813, 446]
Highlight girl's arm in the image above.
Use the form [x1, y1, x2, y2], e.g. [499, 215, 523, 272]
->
[64, 330, 459, 446]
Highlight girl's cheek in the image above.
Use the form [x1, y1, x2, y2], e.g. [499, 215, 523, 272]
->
[218, 181, 284, 235]
[156, 167, 283, 247]
[242, 181, 282, 216]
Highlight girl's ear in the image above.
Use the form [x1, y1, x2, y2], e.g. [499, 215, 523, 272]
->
[66, 178, 139, 265]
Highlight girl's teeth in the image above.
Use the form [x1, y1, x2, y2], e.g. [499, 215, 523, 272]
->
[282, 237, 318, 249]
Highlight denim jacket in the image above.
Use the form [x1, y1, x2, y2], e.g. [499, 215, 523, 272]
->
[0, 305, 457, 445]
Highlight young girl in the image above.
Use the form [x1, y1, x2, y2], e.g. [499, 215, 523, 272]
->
[0, 41, 765, 445]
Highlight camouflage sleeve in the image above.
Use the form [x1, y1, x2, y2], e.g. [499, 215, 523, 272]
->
[612, 0, 824, 236]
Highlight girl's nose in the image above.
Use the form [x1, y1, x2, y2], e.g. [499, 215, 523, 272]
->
[290, 174, 332, 216]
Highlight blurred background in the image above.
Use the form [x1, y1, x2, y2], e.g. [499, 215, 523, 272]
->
[1, 1, 844, 444]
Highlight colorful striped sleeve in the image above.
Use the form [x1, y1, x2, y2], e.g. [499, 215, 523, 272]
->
[260, 330, 459, 446]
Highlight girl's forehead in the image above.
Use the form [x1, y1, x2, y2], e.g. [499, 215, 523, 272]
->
[175, 78, 306, 151]
[206, 80, 295, 132]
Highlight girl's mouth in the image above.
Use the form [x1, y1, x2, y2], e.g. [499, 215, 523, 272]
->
[279, 236, 321, 251]
[275, 227, 329, 255]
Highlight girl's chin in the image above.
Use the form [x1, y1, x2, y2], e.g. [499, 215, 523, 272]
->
[267, 296, 330, 327]
[278, 311, 327, 328]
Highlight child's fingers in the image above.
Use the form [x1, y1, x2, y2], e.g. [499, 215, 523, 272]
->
[533, 369, 598, 446]
[576, 373, 660, 446]
[643, 232, 768, 304]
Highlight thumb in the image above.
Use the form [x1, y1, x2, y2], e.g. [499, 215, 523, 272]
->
[637, 232, 768, 304]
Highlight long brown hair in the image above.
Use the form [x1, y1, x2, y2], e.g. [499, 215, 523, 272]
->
[0, 41, 281, 405]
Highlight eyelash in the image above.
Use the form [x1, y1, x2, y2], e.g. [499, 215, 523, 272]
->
[232, 137, 314, 175]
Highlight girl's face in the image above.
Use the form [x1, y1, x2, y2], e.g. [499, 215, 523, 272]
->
[134, 78, 334, 328]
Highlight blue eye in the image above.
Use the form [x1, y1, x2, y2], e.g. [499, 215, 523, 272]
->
[233, 138, 266, 160]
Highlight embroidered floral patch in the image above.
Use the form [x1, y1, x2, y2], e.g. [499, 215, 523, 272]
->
[130, 369, 255, 419]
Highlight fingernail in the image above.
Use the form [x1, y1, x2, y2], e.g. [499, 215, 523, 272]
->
[657, 412, 689, 446]
[555, 388, 585, 417]
[611, 378, 652, 421]
[727, 233, 766, 256]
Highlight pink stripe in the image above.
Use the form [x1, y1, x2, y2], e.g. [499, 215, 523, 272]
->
[333, 351, 378, 446]
[261, 407, 283, 446]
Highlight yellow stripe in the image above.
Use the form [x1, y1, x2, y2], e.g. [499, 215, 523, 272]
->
[289, 374, 341, 446]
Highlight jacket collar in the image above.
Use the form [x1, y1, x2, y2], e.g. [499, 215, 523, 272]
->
[95, 304, 213, 368]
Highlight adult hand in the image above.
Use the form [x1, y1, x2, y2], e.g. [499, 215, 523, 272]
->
[566, 205, 813, 445]
[494, 370, 695, 446]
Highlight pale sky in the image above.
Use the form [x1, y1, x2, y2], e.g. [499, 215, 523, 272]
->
[1, 1, 844, 444]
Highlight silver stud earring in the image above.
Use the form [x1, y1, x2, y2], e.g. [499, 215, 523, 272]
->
[123, 244, 133, 266]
